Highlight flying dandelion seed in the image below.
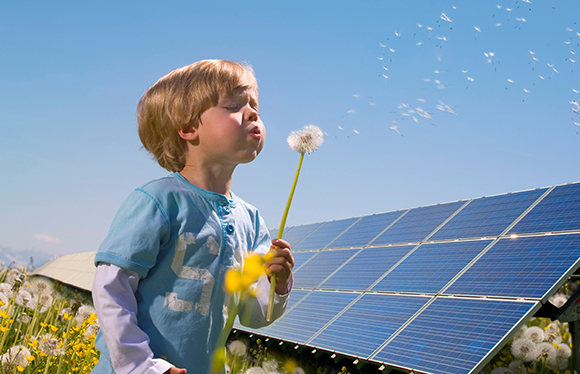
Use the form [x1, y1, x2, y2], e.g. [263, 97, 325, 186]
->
[338, 125, 343, 130]
[416, 41, 423, 45]
[441, 13, 453, 22]
[389, 48, 395, 53]
[390, 125, 404, 137]
[467, 77, 475, 81]
[495, 22, 502, 27]
[352, 93, 360, 99]
[353, 129, 360, 134]
[508, 79, 514, 83]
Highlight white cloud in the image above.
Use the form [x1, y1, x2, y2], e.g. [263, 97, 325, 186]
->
[33, 233, 61, 244]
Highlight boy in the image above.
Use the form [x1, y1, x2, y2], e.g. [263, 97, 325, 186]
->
[92, 60, 294, 374]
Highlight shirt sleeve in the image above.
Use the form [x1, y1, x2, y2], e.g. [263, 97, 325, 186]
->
[92, 263, 174, 374]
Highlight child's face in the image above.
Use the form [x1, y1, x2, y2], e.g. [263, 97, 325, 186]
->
[196, 88, 265, 166]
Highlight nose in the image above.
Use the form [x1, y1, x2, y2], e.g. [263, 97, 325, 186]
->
[245, 106, 259, 122]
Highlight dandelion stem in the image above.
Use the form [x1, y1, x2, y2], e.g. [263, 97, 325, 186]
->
[56, 311, 75, 374]
[267, 152, 304, 322]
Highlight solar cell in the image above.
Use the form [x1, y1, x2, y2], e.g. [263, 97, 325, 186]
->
[263, 291, 360, 344]
[371, 201, 465, 246]
[327, 210, 406, 249]
[280, 222, 323, 248]
[319, 246, 414, 291]
[444, 233, 580, 299]
[292, 251, 318, 272]
[371, 240, 492, 294]
[429, 189, 547, 241]
[292, 217, 359, 251]
[509, 183, 580, 234]
[309, 294, 431, 358]
[293, 249, 359, 289]
[372, 297, 536, 374]
[233, 289, 311, 334]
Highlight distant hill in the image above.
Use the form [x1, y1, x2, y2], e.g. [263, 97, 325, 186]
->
[0, 247, 55, 271]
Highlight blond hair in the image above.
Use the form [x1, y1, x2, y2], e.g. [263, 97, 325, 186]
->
[137, 59, 258, 172]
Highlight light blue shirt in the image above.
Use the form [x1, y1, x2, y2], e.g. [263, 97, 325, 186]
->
[93, 173, 273, 374]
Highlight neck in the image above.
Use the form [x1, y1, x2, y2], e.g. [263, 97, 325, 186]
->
[179, 163, 235, 199]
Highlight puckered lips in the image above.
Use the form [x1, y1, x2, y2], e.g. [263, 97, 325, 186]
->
[249, 126, 262, 140]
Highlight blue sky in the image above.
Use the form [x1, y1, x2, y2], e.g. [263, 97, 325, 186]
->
[1, 0, 579, 258]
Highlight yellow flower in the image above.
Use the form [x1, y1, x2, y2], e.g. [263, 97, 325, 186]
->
[243, 254, 265, 281]
[50, 325, 58, 332]
[0, 326, 8, 332]
[17, 365, 25, 372]
[283, 359, 298, 373]
[0, 300, 4, 306]
[224, 269, 242, 294]
[0, 309, 9, 319]
[26, 355, 35, 362]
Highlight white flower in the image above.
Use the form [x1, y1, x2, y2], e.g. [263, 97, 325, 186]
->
[75, 305, 96, 325]
[38, 294, 53, 313]
[38, 333, 65, 356]
[287, 125, 324, 154]
[0, 292, 8, 311]
[549, 293, 567, 308]
[535, 342, 556, 361]
[227, 340, 247, 356]
[556, 343, 572, 358]
[17, 313, 31, 324]
[1, 345, 31, 369]
[262, 359, 279, 372]
[245, 367, 266, 374]
[84, 324, 101, 338]
[511, 338, 537, 362]
[524, 326, 544, 343]
[508, 360, 527, 374]
[513, 325, 527, 340]
[15, 290, 32, 308]
[491, 367, 514, 374]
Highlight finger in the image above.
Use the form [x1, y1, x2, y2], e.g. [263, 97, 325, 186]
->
[271, 238, 290, 249]
[266, 247, 294, 268]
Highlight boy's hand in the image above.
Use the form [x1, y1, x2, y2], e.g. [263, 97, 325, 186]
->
[266, 239, 294, 295]
[165, 367, 187, 374]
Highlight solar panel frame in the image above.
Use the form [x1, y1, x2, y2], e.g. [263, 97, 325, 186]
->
[233, 181, 580, 374]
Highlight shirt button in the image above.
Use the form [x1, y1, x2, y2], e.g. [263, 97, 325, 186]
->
[226, 224, 235, 234]
[223, 206, 231, 214]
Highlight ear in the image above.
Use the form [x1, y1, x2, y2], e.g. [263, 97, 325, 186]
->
[178, 126, 198, 141]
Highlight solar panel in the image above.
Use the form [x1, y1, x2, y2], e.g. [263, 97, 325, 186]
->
[371, 240, 492, 294]
[279, 222, 323, 248]
[370, 201, 466, 246]
[444, 233, 580, 299]
[327, 210, 406, 249]
[233, 182, 580, 374]
[429, 188, 547, 241]
[263, 291, 360, 344]
[509, 183, 580, 234]
[371, 297, 537, 374]
[293, 249, 359, 289]
[292, 217, 359, 251]
[309, 294, 431, 359]
[319, 245, 414, 291]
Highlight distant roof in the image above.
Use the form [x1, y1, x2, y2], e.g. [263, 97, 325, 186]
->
[31, 251, 96, 291]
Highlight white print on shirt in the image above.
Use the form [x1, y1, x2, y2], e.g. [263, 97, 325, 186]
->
[205, 236, 220, 256]
[165, 232, 216, 315]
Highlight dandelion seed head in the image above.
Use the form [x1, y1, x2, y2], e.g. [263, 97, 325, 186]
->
[17, 313, 31, 324]
[1, 346, 31, 369]
[262, 359, 279, 372]
[0, 283, 14, 299]
[508, 360, 527, 374]
[15, 290, 32, 308]
[550, 294, 567, 308]
[75, 305, 96, 325]
[287, 125, 324, 154]
[84, 324, 101, 338]
[514, 325, 528, 339]
[38, 334, 65, 356]
[291, 368, 305, 374]
[0, 293, 8, 311]
[245, 367, 266, 374]
[524, 326, 545, 343]
[490, 367, 514, 374]
[228, 340, 247, 356]
[536, 342, 557, 361]
[511, 338, 537, 362]
[556, 343, 572, 358]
